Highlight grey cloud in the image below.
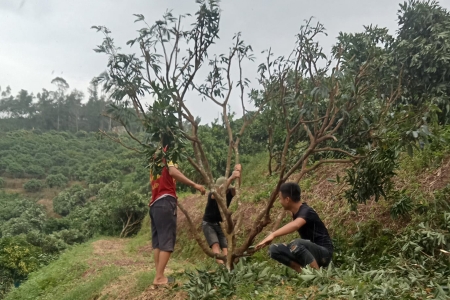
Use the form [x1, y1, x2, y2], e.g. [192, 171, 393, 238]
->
[1, 0, 449, 123]
[0, 0, 53, 17]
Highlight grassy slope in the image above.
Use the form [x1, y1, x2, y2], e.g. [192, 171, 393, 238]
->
[5, 235, 165, 300]
[6, 151, 450, 299]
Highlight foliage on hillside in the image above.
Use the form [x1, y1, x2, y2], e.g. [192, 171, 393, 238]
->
[1, 126, 446, 299]
[178, 143, 450, 299]
[0, 122, 264, 297]
[3, 142, 450, 299]
[0, 188, 149, 297]
[0, 130, 139, 183]
[0, 130, 148, 297]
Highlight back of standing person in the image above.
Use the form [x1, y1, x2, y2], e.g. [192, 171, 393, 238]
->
[149, 153, 206, 285]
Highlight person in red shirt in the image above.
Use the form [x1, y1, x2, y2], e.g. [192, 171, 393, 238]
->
[149, 158, 205, 285]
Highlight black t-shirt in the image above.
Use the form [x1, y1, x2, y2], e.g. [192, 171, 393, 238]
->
[203, 188, 233, 223]
[294, 203, 333, 253]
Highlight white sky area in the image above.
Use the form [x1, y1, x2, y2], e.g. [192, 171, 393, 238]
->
[1, 0, 450, 124]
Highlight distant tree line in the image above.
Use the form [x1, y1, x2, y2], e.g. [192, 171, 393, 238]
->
[0, 78, 116, 132]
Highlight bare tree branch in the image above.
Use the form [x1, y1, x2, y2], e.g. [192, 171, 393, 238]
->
[99, 130, 144, 154]
[313, 147, 364, 159]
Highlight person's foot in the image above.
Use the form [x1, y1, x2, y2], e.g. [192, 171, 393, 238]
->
[153, 276, 175, 285]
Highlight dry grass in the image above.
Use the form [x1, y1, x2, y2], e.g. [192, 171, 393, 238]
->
[299, 162, 410, 236]
[3, 178, 87, 218]
[36, 198, 61, 218]
[92, 239, 127, 255]
[3, 178, 28, 189]
[89, 237, 189, 300]
[81, 238, 179, 300]
[416, 156, 450, 193]
[36, 188, 60, 200]
[134, 287, 187, 300]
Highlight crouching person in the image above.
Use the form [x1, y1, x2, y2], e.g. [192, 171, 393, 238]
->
[202, 165, 241, 264]
[256, 182, 333, 272]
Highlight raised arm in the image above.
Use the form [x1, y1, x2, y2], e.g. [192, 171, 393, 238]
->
[212, 165, 241, 199]
[225, 170, 241, 196]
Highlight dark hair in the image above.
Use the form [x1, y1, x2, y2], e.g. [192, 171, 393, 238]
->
[280, 182, 301, 202]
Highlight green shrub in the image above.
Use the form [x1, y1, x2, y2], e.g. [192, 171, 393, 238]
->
[42, 218, 71, 234]
[117, 158, 135, 172]
[31, 129, 42, 135]
[184, 259, 282, 299]
[25, 165, 46, 178]
[0, 236, 43, 281]
[23, 179, 44, 193]
[26, 231, 67, 254]
[52, 153, 70, 166]
[1, 204, 47, 237]
[395, 221, 449, 261]
[87, 168, 121, 184]
[34, 153, 52, 169]
[390, 191, 413, 219]
[53, 229, 86, 245]
[45, 174, 68, 188]
[433, 184, 450, 210]
[0, 193, 31, 223]
[53, 184, 90, 216]
[6, 162, 25, 178]
[88, 181, 148, 237]
[49, 166, 71, 177]
[65, 205, 94, 237]
[63, 181, 147, 238]
[75, 130, 88, 138]
[58, 132, 72, 140]
[344, 148, 398, 210]
[0, 157, 13, 173]
[1, 218, 35, 236]
[0, 177, 5, 189]
[0, 140, 14, 151]
[15, 154, 34, 166]
[132, 164, 150, 187]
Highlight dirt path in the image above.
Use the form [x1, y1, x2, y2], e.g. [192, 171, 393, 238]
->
[86, 238, 187, 300]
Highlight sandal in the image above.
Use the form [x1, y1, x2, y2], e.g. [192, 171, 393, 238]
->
[167, 277, 175, 284]
[153, 277, 176, 287]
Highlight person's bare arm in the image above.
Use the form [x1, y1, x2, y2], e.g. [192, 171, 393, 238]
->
[225, 170, 240, 196]
[168, 166, 205, 195]
[212, 168, 241, 199]
[271, 218, 306, 238]
[255, 218, 306, 249]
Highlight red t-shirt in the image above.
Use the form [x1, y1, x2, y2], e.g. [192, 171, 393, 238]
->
[149, 160, 177, 206]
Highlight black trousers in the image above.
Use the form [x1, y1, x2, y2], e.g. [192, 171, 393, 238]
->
[149, 196, 177, 252]
[269, 239, 332, 268]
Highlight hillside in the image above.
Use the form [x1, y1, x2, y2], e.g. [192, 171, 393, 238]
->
[2, 140, 450, 299]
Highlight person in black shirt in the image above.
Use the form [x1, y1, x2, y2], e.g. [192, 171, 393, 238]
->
[256, 182, 333, 271]
[202, 166, 241, 264]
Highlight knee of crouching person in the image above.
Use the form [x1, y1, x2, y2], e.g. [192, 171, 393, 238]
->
[268, 244, 278, 258]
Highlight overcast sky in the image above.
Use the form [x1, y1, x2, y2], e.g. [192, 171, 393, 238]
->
[1, 0, 449, 124]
